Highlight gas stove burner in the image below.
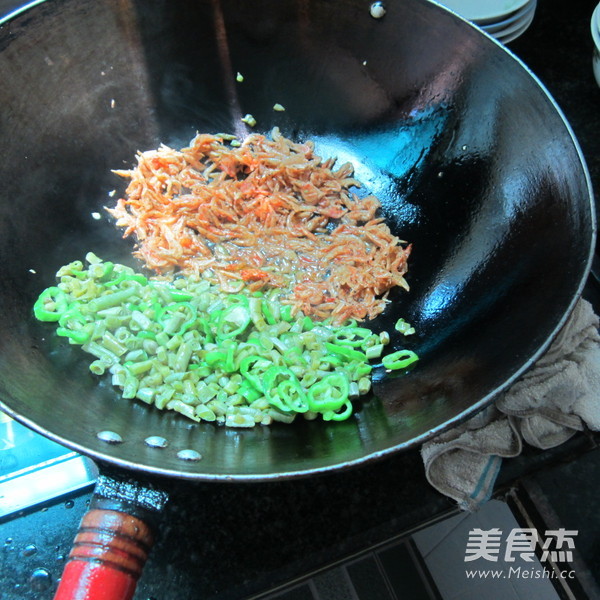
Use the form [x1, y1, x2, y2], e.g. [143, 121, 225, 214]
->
[0, 414, 97, 519]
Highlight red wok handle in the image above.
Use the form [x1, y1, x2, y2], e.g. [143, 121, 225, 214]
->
[54, 474, 169, 600]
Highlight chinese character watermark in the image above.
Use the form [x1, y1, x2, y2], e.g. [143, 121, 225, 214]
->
[464, 528, 503, 562]
[464, 527, 578, 564]
[540, 529, 578, 563]
[463, 527, 578, 581]
[504, 528, 539, 562]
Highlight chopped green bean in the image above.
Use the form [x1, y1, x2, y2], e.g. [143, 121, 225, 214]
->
[33, 255, 419, 428]
[394, 318, 416, 336]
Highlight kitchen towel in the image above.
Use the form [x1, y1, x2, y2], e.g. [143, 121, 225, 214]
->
[420, 298, 600, 511]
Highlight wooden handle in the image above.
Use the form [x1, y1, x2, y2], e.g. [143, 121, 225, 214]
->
[53, 474, 169, 600]
[54, 507, 154, 600]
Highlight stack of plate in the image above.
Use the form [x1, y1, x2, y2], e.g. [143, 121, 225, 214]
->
[437, 0, 537, 44]
[592, 3, 600, 87]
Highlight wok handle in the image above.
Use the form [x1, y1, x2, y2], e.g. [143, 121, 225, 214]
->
[53, 474, 169, 600]
[53, 507, 153, 600]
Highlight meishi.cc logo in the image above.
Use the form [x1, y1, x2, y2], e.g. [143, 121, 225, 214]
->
[464, 528, 577, 563]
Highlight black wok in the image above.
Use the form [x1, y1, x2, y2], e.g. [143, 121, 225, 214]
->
[0, 0, 595, 597]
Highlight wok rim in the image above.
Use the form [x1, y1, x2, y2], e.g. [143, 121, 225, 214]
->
[0, 0, 596, 482]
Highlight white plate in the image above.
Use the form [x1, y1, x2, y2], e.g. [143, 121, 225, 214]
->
[496, 7, 535, 43]
[484, 1, 536, 39]
[592, 5, 600, 88]
[593, 47, 600, 88]
[592, 3, 600, 51]
[436, 0, 530, 23]
[481, 0, 535, 34]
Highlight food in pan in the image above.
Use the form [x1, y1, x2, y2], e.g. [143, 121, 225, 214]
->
[107, 128, 411, 324]
[33, 130, 418, 427]
[34, 254, 417, 426]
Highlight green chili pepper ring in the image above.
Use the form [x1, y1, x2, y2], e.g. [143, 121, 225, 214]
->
[381, 349, 419, 370]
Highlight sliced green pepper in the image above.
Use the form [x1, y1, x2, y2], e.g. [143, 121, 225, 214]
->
[240, 355, 272, 392]
[33, 287, 69, 321]
[261, 299, 277, 325]
[204, 350, 226, 368]
[324, 342, 367, 362]
[322, 400, 353, 421]
[217, 304, 251, 339]
[223, 342, 236, 373]
[151, 283, 194, 302]
[382, 349, 419, 370]
[238, 380, 263, 402]
[301, 316, 315, 331]
[160, 302, 197, 336]
[332, 327, 373, 347]
[56, 326, 90, 344]
[55, 307, 91, 344]
[282, 346, 308, 368]
[104, 272, 148, 287]
[277, 378, 309, 413]
[58, 307, 87, 329]
[96, 261, 115, 282]
[354, 362, 372, 378]
[280, 304, 293, 322]
[307, 373, 349, 413]
[136, 331, 156, 340]
[262, 366, 308, 413]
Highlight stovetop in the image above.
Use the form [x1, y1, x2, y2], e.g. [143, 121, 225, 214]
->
[0, 414, 96, 521]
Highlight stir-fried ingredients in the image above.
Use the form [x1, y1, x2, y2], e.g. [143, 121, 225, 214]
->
[33, 254, 417, 427]
[34, 131, 420, 429]
[107, 128, 411, 323]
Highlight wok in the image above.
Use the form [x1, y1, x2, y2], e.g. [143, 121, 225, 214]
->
[0, 0, 595, 598]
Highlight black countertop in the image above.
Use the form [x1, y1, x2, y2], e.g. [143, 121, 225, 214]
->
[1, 1, 600, 599]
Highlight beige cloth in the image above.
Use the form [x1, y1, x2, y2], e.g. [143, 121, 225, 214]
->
[421, 298, 600, 511]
